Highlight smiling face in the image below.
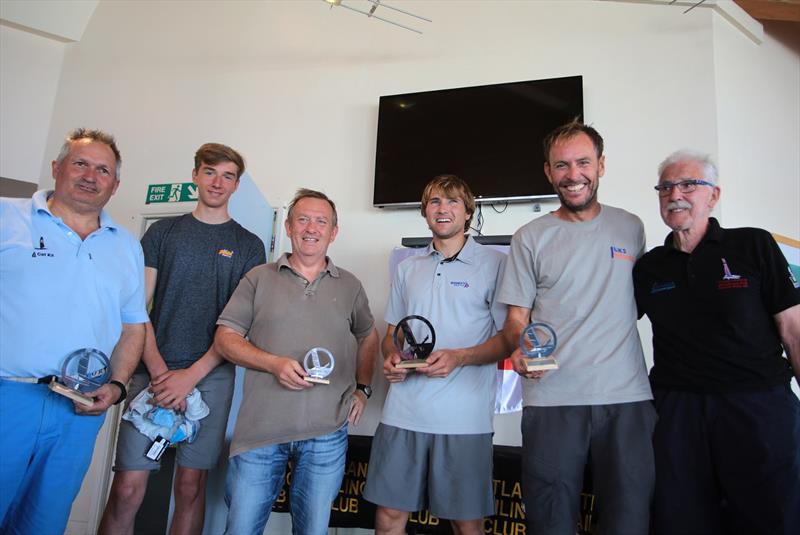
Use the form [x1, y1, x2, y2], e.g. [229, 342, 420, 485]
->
[192, 160, 240, 209]
[424, 187, 471, 240]
[284, 196, 338, 263]
[659, 159, 719, 233]
[51, 139, 120, 215]
[544, 132, 604, 216]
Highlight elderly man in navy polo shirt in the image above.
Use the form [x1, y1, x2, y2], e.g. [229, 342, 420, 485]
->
[0, 128, 148, 534]
[633, 149, 800, 535]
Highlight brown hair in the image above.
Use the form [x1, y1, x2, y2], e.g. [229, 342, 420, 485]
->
[194, 143, 245, 179]
[420, 174, 476, 232]
[287, 188, 338, 227]
[542, 118, 604, 162]
[56, 128, 122, 178]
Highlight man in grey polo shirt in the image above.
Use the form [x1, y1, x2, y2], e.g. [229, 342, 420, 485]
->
[214, 188, 379, 535]
[364, 175, 509, 535]
[498, 120, 656, 534]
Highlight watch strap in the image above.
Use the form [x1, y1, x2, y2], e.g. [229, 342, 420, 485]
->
[356, 383, 372, 398]
[109, 380, 127, 405]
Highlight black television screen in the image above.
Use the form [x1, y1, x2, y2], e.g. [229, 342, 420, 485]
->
[373, 75, 583, 208]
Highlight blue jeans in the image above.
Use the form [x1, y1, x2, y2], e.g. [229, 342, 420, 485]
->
[0, 380, 105, 535]
[224, 426, 348, 535]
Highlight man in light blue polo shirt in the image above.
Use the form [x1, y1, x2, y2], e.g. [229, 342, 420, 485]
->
[0, 128, 148, 534]
[364, 175, 509, 535]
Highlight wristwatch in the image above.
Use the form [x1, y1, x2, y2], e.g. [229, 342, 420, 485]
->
[356, 383, 373, 399]
[109, 380, 127, 405]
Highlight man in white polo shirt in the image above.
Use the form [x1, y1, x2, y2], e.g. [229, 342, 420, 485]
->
[364, 175, 509, 535]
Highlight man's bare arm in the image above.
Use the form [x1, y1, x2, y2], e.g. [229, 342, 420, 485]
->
[140, 267, 168, 378]
[775, 304, 800, 385]
[349, 328, 379, 425]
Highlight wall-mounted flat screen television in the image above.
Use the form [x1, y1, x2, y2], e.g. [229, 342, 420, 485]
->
[373, 75, 583, 208]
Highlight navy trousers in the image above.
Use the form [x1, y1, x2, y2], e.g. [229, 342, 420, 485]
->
[652, 385, 800, 535]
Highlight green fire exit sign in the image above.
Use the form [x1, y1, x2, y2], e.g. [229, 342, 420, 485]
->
[146, 183, 198, 204]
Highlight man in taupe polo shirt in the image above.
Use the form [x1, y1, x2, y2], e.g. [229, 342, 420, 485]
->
[214, 188, 379, 535]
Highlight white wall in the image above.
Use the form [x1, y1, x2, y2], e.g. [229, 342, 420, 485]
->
[3, 0, 798, 533]
[713, 17, 800, 237]
[0, 24, 65, 182]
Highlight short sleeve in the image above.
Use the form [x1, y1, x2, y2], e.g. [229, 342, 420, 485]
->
[217, 270, 258, 336]
[242, 233, 267, 275]
[759, 231, 800, 315]
[488, 252, 508, 331]
[384, 260, 408, 326]
[140, 218, 170, 269]
[496, 229, 537, 309]
[350, 283, 375, 339]
[120, 240, 149, 325]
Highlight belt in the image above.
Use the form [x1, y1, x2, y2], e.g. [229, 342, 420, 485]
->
[1, 375, 56, 384]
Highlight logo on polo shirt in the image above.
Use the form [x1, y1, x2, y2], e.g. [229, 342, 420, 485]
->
[31, 236, 54, 258]
[610, 246, 634, 262]
[650, 281, 676, 293]
[450, 281, 470, 288]
[718, 258, 748, 289]
[218, 249, 234, 258]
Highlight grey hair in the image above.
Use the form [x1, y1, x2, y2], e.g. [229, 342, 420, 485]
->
[658, 149, 718, 185]
[55, 128, 122, 179]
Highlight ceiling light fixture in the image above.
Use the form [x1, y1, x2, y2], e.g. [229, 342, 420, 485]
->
[323, 0, 431, 34]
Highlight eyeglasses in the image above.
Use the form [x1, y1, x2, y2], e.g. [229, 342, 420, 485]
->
[654, 179, 715, 196]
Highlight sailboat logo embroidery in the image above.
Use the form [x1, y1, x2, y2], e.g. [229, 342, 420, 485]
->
[718, 258, 748, 289]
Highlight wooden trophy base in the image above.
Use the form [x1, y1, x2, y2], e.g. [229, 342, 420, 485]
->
[525, 357, 559, 372]
[397, 359, 429, 369]
[49, 380, 95, 406]
[305, 377, 330, 385]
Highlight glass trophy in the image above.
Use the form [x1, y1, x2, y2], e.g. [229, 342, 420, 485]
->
[393, 315, 436, 369]
[519, 322, 559, 371]
[48, 348, 111, 406]
[303, 347, 335, 385]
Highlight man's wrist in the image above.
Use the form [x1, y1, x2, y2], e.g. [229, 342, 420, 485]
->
[108, 380, 127, 405]
[356, 383, 373, 399]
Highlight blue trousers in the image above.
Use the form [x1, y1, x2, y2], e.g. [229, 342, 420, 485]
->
[653, 386, 800, 535]
[0, 380, 105, 535]
[223, 426, 348, 535]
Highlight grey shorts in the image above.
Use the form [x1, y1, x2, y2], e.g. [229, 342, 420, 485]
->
[113, 363, 235, 472]
[363, 423, 494, 520]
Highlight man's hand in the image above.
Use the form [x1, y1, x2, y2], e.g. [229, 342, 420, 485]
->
[348, 389, 367, 426]
[74, 382, 120, 416]
[144, 357, 169, 384]
[271, 357, 314, 391]
[510, 348, 548, 380]
[383, 353, 411, 383]
[417, 349, 463, 379]
[150, 368, 201, 412]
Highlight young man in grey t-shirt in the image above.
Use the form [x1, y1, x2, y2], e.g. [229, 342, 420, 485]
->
[100, 143, 265, 535]
[498, 121, 656, 534]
